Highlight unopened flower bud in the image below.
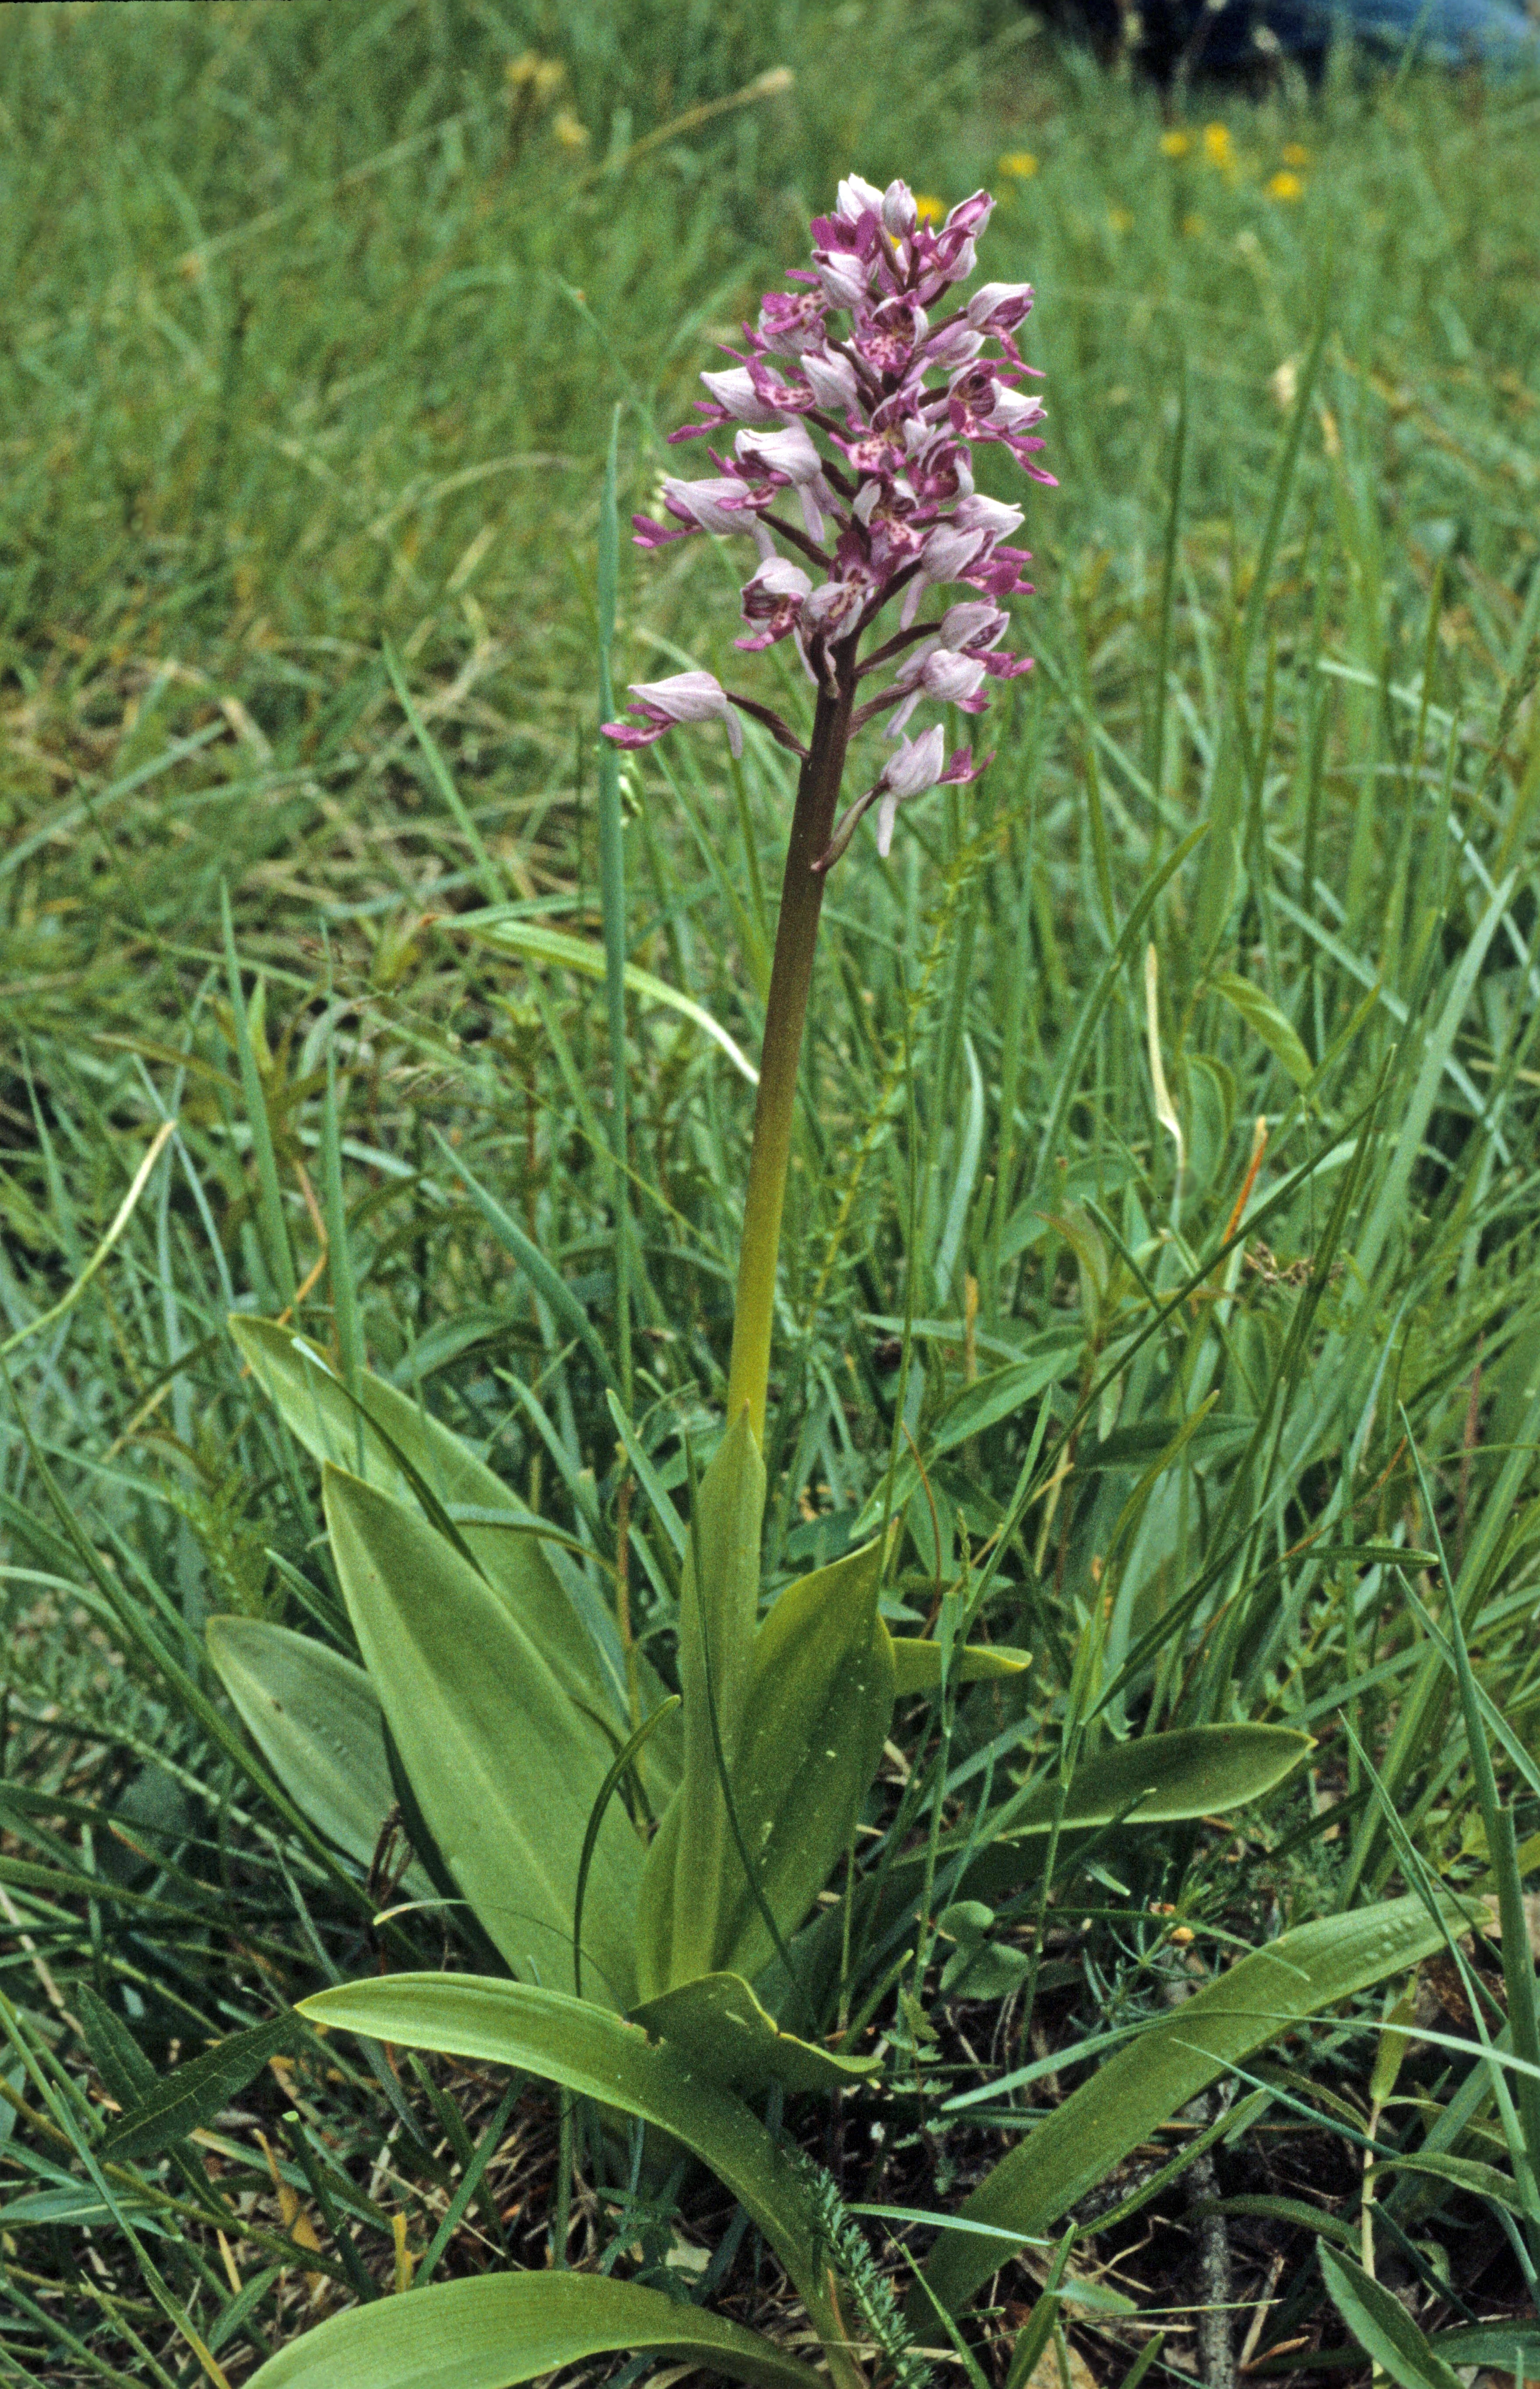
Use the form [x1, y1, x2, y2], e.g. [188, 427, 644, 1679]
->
[882, 179, 918, 237]
[835, 172, 884, 222]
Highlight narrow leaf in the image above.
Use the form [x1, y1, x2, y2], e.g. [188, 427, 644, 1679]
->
[891, 1640, 1030, 1696]
[1318, 2244, 1463, 2389]
[102, 2014, 295, 2161]
[912, 1892, 1471, 2319]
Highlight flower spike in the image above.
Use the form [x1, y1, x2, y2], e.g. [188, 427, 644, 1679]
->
[603, 170, 1045, 861]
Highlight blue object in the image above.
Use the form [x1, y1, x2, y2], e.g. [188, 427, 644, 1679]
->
[1047, 0, 1540, 78]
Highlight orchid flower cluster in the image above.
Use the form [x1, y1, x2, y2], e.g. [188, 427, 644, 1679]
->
[603, 172, 1050, 868]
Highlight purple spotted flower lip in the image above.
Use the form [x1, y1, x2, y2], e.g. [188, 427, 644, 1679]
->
[603, 173, 1050, 866]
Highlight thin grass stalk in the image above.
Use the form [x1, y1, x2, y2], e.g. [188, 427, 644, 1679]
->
[596, 403, 633, 1407]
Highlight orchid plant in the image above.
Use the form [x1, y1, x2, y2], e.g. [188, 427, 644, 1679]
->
[216, 178, 1325, 2389]
[604, 170, 1046, 1457]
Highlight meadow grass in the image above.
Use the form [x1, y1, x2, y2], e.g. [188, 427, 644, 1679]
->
[2, 2, 1540, 2382]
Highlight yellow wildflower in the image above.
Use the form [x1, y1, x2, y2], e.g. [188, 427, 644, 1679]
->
[1266, 170, 1304, 201]
[1159, 129, 1192, 158]
[506, 51, 565, 105]
[914, 194, 945, 224]
[999, 150, 1039, 178]
[1281, 141, 1310, 167]
[1202, 122, 1234, 166]
[552, 109, 591, 149]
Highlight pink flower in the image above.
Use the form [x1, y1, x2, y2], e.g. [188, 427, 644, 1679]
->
[698, 366, 779, 422]
[736, 557, 812, 651]
[966, 280, 1036, 333]
[885, 643, 990, 734]
[602, 672, 743, 758]
[818, 729, 985, 868]
[815, 250, 870, 310]
[800, 577, 868, 644]
[735, 419, 833, 539]
[942, 600, 1034, 677]
[656, 475, 761, 537]
[800, 345, 861, 413]
[757, 288, 828, 357]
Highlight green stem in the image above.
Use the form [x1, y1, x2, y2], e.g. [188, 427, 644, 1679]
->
[725, 663, 855, 1449]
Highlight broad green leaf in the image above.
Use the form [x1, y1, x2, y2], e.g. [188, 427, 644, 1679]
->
[322, 1466, 642, 2007]
[458, 911, 760, 1087]
[101, 2013, 295, 2161]
[891, 1639, 1030, 1696]
[230, 1317, 623, 1725]
[206, 1616, 432, 1896]
[1209, 971, 1315, 1093]
[997, 1725, 1311, 1835]
[783, 1726, 1312, 2016]
[719, 1539, 894, 1986]
[1318, 2244, 1464, 2389]
[638, 1413, 766, 1995]
[297, 1974, 841, 2355]
[628, 1972, 881, 2098]
[244, 2267, 823, 2389]
[912, 1892, 1470, 2320]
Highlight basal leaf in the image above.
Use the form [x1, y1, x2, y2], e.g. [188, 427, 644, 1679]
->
[629, 1972, 881, 2098]
[322, 1466, 642, 2007]
[75, 1981, 157, 2113]
[207, 1615, 432, 1895]
[716, 1539, 895, 1987]
[997, 1725, 1311, 1834]
[913, 1892, 1471, 2319]
[244, 2267, 824, 2389]
[231, 1317, 623, 1723]
[297, 1975, 837, 2346]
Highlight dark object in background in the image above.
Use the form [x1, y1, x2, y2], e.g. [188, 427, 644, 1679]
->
[1046, 0, 1540, 83]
